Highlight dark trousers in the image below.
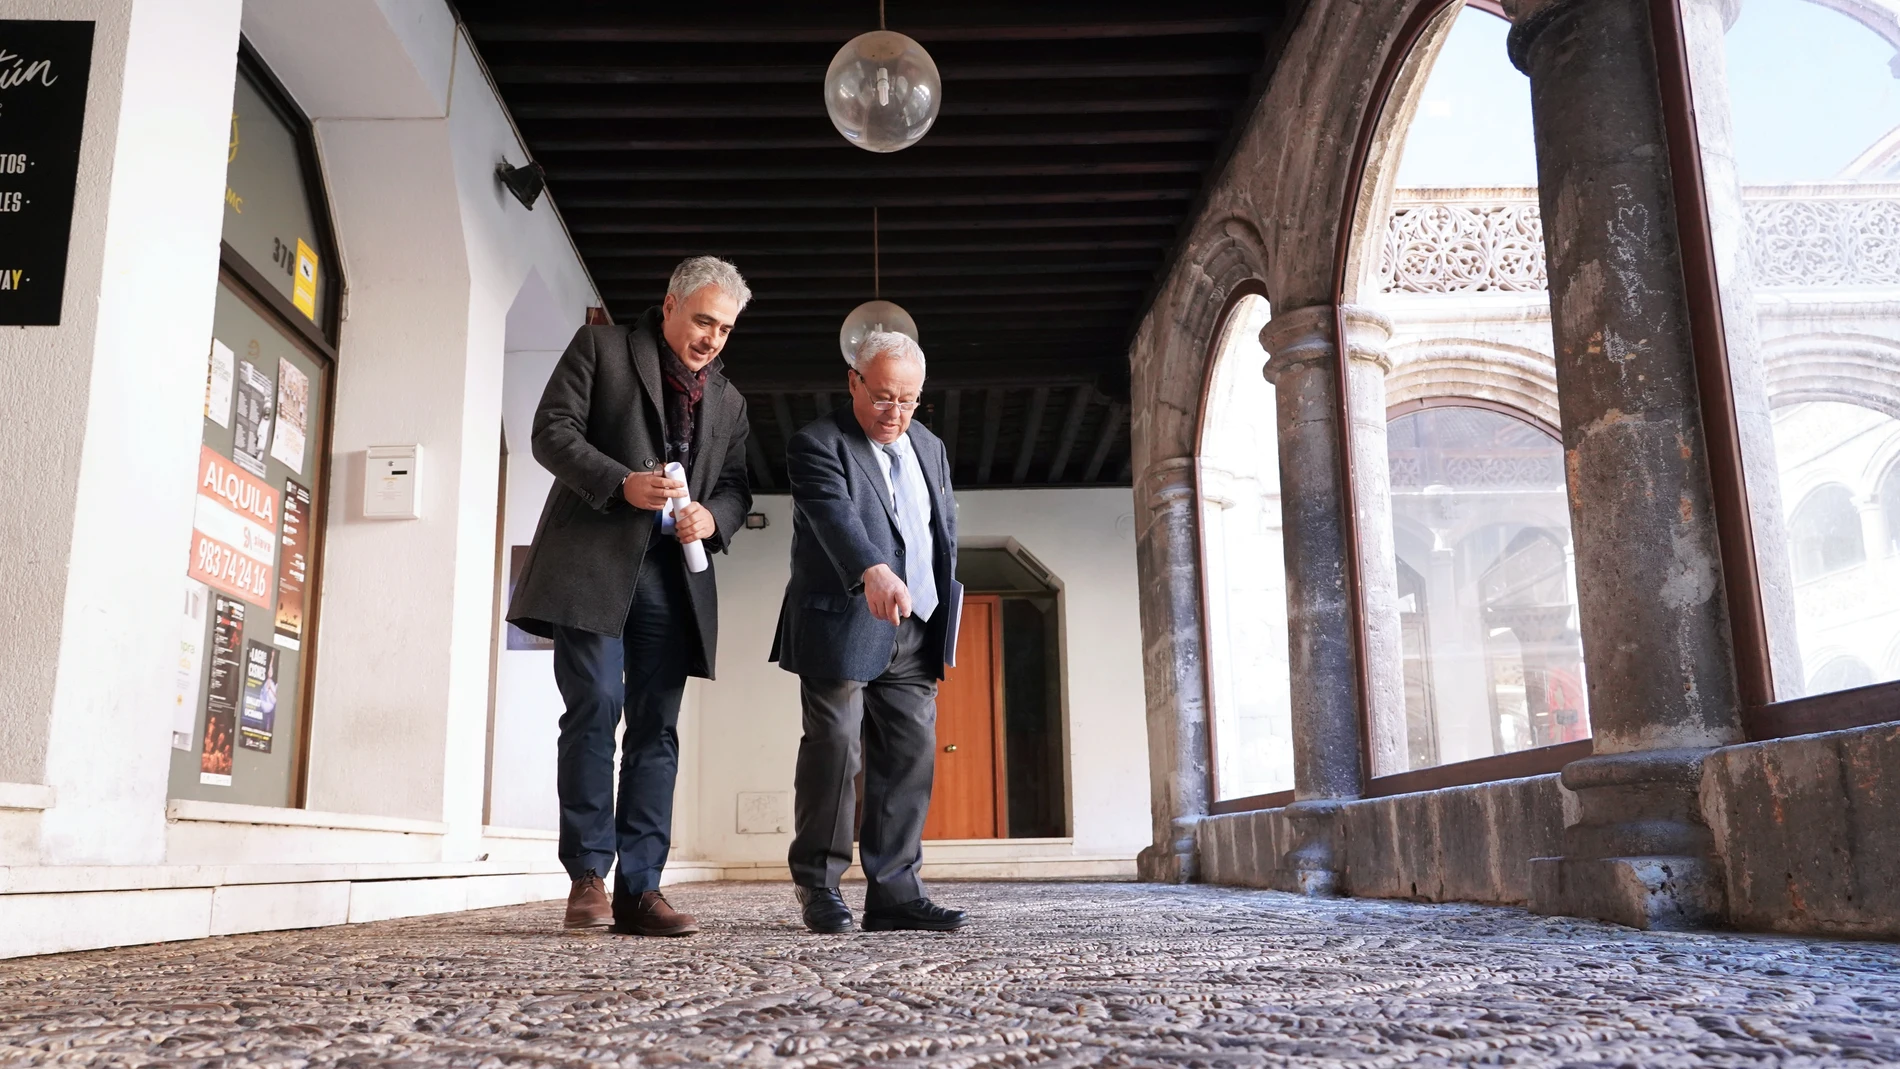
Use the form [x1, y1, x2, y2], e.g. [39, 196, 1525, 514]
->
[552, 539, 690, 895]
[788, 615, 939, 909]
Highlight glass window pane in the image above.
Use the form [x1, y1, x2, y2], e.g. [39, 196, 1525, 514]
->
[1387, 408, 1591, 764]
[167, 279, 330, 807]
[1680, 0, 1900, 700]
[1200, 294, 1296, 800]
[1363, 3, 1592, 773]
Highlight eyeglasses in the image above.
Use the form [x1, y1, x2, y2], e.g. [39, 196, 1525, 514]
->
[852, 369, 920, 413]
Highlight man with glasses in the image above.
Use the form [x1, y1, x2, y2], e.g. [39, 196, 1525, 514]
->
[771, 331, 967, 934]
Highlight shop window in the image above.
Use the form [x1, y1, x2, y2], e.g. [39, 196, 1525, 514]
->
[1386, 407, 1588, 767]
[1790, 483, 1865, 581]
[1198, 293, 1296, 804]
[167, 48, 339, 807]
[1677, 0, 1900, 702]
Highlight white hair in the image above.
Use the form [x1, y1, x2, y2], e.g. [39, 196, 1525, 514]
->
[666, 256, 752, 311]
[851, 330, 926, 375]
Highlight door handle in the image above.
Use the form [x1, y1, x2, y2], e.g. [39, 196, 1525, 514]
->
[943, 744, 958, 753]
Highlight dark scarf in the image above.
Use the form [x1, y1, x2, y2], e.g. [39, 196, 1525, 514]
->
[658, 339, 707, 472]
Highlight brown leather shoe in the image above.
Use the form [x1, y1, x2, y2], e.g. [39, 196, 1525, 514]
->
[614, 890, 701, 937]
[563, 871, 612, 929]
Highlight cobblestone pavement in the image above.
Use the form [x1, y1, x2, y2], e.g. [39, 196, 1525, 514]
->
[4, 881, 1900, 1067]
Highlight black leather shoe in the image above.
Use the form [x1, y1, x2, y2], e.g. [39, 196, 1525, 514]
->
[796, 885, 854, 934]
[863, 897, 967, 932]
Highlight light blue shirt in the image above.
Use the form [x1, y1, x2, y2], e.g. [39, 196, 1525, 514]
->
[873, 433, 938, 622]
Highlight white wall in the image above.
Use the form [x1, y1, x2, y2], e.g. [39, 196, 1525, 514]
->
[688, 487, 1152, 868]
[0, 0, 246, 866]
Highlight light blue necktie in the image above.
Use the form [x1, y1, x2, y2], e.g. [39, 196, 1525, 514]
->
[880, 440, 938, 622]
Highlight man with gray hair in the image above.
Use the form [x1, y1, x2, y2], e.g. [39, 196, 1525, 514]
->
[509, 256, 754, 937]
[771, 330, 968, 934]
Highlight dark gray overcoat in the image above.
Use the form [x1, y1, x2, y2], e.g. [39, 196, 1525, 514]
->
[506, 309, 751, 678]
[769, 407, 959, 682]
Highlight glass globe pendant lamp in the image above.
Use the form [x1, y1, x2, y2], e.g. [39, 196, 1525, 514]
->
[840, 208, 920, 361]
[823, 5, 940, 153]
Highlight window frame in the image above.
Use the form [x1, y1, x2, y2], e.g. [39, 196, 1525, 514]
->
[1193, 280, 1300, 814]
[1651, 0, 1900, 742]
[179, 40, 345, 809]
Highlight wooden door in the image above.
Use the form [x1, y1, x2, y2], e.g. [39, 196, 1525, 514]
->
[923, 595, 1007, 840]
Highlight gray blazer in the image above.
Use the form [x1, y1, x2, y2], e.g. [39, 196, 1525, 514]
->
[770, 407, 959, 682]
[507, 310, 751, 678]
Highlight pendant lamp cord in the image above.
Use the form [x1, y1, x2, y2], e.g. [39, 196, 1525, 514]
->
[879, 0, 886, 29]
[873, 207, 881, 300]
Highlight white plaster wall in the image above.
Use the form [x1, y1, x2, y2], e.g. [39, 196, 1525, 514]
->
[687, 487, 1152, 867]
[7, 0, 246, 865]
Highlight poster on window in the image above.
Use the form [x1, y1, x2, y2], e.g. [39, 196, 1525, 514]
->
[238, 640, 278, 753]
[204, 339, 234, 429]
[232, 360, 274, 477]
[171, 580, 209, 751]
[189, 445, 277, 607]
[274, 479, 309, 649]
[199, 597, 245, 786]
[269, 358, 307, 474]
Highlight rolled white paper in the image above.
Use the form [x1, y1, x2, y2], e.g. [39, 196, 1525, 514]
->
[664, 461, 710, 573]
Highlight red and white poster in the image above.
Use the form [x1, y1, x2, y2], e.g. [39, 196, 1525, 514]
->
[188, 445, 278, 607]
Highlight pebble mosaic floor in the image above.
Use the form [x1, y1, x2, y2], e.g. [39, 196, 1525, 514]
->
[3, 880, 1900, 1067]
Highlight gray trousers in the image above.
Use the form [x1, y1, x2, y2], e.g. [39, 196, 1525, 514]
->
[788, 615, 939, 908]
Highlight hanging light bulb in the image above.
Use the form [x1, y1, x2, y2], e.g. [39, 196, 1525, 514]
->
[823, 5, 940, 154]
[840, 207, 920, 361]
[840, 300, 920, 363]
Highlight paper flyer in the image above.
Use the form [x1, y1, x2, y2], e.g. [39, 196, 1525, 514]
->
[188, 445, 278, 607]
[199, 597, 245, 786]
[205, 339, 234, 429]
[239, 640, 278, 753]
[274, 479, 310, 649]
[172, 580, 210, 751]
[233, 360, 275, 477]
[269, 358, 308, 474]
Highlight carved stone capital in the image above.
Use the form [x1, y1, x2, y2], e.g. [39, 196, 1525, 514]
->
[1259, 304, 1394, 384]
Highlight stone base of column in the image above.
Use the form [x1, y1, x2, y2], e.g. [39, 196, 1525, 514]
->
[1530, 749, 1728, 929]
[1531, 855, 1724, 930]
[1275, 801, 1343, 896]
[1138, 818, 1201, 883]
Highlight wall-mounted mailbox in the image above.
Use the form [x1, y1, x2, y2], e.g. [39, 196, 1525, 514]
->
[365, 445, 421, 520]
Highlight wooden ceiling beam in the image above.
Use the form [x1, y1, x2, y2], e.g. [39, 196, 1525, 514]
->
[465, 14, 1274, 45]
[941, 389, 963, 473]
[560, 187, 1196, 212]
[1011, 387, 1053, 484]
[579, 238, 1167, 258]
[1046, 385, 1095, 483]
[566, 212, 1180, 235]
[606, 280, 1148, 303]
[744, 429, 776, 491]
[976, 390, 1006, 485]
[1082, 401, 1129, 482]
[547, 159, 1207, 183]
[491, 57, 1256, 86]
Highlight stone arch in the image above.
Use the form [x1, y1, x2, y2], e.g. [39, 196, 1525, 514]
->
[1384, 341, 1563, 429]
[1764, 335, 1900, 421]
[1134, 215, 1272, 473]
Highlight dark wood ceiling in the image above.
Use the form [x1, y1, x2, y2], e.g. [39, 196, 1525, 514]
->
[457, 2, 1290, 491]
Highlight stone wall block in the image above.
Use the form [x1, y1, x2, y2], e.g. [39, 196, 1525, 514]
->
[1703, 724, 1900, 937]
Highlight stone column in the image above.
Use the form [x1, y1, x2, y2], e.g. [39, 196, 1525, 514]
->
[1507, 0, 1746, 928]
[1258, 304, 1401, 893]
[1134, 458, 1210, 883]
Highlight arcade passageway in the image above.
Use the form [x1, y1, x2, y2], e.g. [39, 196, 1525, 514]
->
[4, 881, 1899, 1067]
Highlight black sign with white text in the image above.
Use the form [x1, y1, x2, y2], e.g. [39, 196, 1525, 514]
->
[0, 21, 94, 326]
